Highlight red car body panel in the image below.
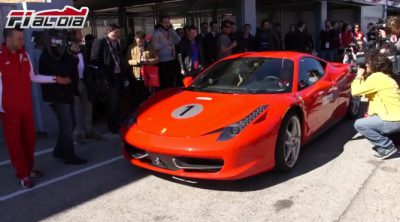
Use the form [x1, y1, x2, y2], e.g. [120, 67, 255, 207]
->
[122, 51, 354, 180]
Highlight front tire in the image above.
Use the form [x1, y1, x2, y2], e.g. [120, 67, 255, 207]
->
[275, 112, 302, 172]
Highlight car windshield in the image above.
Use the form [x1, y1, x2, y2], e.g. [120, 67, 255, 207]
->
[187, 57, 294, 94]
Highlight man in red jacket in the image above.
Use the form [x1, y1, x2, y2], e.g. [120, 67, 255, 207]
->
[0, 27, 70, 188]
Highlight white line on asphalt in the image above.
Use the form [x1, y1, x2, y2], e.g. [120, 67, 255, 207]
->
[0, 147, 54, 167]
[0, 156, 123, 203]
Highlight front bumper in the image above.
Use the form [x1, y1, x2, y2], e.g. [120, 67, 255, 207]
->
[121, 123, 279, 180]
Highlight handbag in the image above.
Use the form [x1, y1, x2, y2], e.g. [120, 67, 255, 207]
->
[141, 65, 160, 87]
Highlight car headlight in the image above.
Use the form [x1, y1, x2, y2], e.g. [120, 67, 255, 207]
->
[217, 105, 268, 142]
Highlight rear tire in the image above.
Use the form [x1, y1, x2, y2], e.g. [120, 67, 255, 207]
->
[275, 112, 302, 172]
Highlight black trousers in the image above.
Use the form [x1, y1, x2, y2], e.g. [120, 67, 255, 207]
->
[51, 103, 76, 159]
[107, 74, 121, 132]
[158, 60, 182, 89]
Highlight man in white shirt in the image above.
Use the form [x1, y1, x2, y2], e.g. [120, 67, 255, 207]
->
[68, 29, 102, 144]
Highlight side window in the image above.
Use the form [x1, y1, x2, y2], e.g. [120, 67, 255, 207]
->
[298, 57, 325, 90]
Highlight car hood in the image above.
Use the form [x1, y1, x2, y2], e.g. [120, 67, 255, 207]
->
[136, 89, 281, 137]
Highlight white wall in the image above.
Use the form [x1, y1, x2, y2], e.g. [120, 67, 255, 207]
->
[328, 8, 359, 24]
[242, 0, 256, 35]
[360, 5, 384, 33]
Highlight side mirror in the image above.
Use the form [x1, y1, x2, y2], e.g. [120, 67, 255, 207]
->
[183, 76, 194, 87]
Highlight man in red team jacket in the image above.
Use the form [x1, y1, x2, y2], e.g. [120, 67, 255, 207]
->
[0, 27, 70, 188]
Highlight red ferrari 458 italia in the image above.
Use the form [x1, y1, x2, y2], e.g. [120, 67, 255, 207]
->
[121, 52, 360, 180]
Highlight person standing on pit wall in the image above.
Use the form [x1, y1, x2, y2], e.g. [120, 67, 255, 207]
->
[152, 15, 181, 89]
[0, 27, 70, 189]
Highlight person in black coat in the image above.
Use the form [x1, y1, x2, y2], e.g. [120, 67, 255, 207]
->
[235, 24, 256, 53]
[255, 19, 276, 51]
[292, 21, 313, 53]
[284, 24, 297, 50]
[39, 29, 87, 164]
[203, 21, 219, 67]
[177, 25, 205, 78]
[90, 24, 124, 134]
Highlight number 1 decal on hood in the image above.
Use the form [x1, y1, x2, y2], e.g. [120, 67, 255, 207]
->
[171, 104, 204, 119]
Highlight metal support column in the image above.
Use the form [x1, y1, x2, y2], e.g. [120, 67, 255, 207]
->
[240, 0, 256, 35]
[118, 0, 128, 38]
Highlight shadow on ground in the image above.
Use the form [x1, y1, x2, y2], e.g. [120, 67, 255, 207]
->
[0, 146, 149, 222]
[154, 119, 358, 191]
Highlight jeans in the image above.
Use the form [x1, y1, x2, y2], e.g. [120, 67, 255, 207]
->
[51, 103, 76, 159]
[354, 115, 400, 149]
[74, 80, 93, 136]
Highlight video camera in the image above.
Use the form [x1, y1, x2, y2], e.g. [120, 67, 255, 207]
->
[367, 18, 388, 45]
[350, 17, 400, 75]
[345, 42, 359, 55]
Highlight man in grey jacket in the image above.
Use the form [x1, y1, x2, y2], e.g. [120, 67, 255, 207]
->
[152, 15, 181, 89]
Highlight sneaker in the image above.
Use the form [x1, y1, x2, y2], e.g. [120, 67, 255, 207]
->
[20, 177, 33, 189]
[374, 145, 398, 160]
[372, 146, 379, 154]
[85, 132, 103, 140]
[29, 170, 43, 178]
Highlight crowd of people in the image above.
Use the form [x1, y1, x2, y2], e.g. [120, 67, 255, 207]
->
[1, 14, 400, 189]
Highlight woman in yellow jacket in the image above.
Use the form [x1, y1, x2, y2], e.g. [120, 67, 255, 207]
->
[351, 51, 400, 159]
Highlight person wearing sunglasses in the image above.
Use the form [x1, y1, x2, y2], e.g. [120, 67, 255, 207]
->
[354, 23, 365, 43]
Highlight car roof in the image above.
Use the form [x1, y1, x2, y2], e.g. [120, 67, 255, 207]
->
[224, 51, 317, 61]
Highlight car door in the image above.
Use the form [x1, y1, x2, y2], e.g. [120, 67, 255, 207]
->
[295, 57, 337, 138]
[326, 62, 356, 121]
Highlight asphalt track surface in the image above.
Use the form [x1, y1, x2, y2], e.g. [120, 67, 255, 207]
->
[0, 119, 399, 222]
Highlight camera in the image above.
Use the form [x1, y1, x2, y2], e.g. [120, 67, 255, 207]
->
[345, 42, 359, 55]
[376, 18, 388, 31]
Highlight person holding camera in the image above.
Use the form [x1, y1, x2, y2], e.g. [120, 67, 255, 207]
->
[40, 29, 88, 164]
[351, 51, 400, 159]
[379, 16, 400, 51]
[343, 40, 366, 64]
